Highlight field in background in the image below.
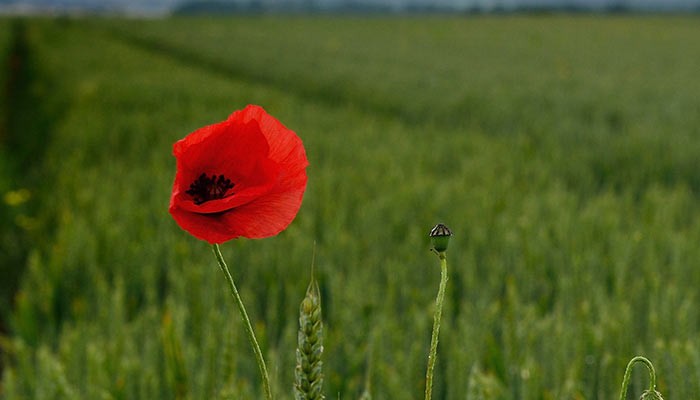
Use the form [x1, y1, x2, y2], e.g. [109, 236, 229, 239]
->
[1, 15, 700, 399]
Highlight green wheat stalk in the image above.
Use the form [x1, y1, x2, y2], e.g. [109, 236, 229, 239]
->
[161, 310, 188, 400]
[294, 270, 325, 400]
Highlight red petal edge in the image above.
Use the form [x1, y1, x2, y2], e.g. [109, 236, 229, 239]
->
[169, 105, 309, 243]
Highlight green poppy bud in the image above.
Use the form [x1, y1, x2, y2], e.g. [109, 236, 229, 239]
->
[429, 223, 452, 253]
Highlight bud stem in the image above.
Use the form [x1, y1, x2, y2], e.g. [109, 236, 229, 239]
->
[618, 356, 657, 400]
[212, 244, 273, 400]
[424, 251, 448, 400]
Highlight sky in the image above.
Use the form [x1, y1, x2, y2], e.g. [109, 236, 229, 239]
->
[1, 0, 699, 14]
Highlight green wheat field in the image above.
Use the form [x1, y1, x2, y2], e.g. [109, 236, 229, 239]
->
[1, 14, 700, 399]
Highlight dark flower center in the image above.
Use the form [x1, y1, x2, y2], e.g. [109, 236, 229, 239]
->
[186, 173, 235, 205]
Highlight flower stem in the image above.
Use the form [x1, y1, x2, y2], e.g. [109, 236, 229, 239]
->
[425, 251, 448, 400]
[618, 356, 656, 400]
[212, 244, 273, 400]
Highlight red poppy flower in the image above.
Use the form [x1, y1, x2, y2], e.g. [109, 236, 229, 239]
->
[169, 105, 308, 244]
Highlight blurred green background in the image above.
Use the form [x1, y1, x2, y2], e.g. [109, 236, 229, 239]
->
[1, 15, 699, 399]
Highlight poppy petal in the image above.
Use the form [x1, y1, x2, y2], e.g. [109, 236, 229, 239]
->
[229, 105, 309, 172]
[176, 158, 280, 214]
[173, 119, 271, 193]
[169, 105, 308, 243]
[216, 181, 307, 239]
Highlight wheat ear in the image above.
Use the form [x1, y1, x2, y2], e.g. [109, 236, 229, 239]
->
[294, 274, 325, 400]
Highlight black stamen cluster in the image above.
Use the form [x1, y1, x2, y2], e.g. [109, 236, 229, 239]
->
[186, 173, 235, 205]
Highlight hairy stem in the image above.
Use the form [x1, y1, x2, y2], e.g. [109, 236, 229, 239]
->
[618, 356, 656, 400]
[212, 244, 272, 400]
[425, 251, 448, 400]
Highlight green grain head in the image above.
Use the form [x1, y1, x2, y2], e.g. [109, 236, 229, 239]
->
[294, 277, 325, 400]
